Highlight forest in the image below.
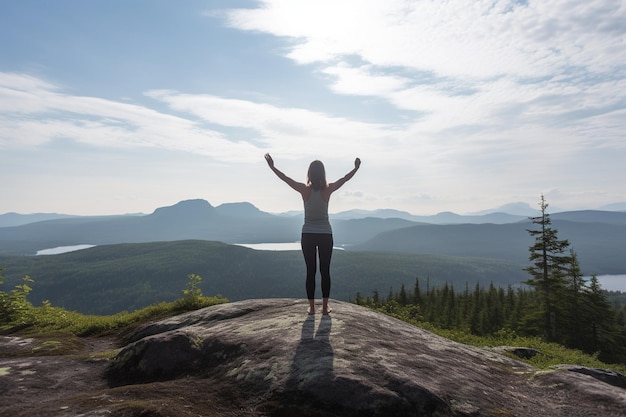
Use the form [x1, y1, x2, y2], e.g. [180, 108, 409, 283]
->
[355, 196, 626, 364]
[0, 241, 527, 315]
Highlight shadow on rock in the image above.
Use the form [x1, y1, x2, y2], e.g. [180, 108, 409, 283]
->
[287, 315, 335, 392]
[274, 314, 450, 417]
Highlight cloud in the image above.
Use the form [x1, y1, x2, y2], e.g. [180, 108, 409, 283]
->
[321, 63, 412, 96]
[224, 2, 625, 122]
[225, 0, 626, 79]
[0, 72, 400, 165]
[217, 0, 626, 176]
[0, 73, 260, 162]
[144, 89, 396, 159]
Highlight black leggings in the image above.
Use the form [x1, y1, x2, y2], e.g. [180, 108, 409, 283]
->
[301, 233, 333, 300]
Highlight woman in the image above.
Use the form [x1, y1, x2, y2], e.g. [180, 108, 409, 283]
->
[264, 153, 361, 315]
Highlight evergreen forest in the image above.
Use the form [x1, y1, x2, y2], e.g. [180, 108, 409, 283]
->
[355, 196, 626, 365]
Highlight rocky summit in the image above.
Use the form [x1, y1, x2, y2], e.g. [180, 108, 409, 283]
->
[2, 299, 626, 416]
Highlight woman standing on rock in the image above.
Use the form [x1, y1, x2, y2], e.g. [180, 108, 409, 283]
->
[264, 154, 361, 315]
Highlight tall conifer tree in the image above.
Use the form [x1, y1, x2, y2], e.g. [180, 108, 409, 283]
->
[524, 195, 571, 342]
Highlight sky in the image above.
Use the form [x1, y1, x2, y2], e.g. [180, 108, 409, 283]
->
[1, 0, 625, 216]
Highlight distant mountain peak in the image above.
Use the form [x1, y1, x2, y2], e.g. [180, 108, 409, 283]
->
[599, 202, 626, 212]
[215, 202, 270, 218]
[469, 202, 538, 217]
[217, 201, 258, 209]
[166, 199, 214, 208]
[332, 208, 414, 220]
[176, 199, 214, 207]
[435, 211, 461, 217]
[149, 199, 216, 218]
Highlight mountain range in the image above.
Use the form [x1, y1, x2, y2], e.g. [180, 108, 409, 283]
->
[1, 199, 626, 275]
[4, 200, 626, 228]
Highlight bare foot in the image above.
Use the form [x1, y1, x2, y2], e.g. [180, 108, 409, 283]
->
[307, 307, 316, 315]
[322, 307, 332, 315]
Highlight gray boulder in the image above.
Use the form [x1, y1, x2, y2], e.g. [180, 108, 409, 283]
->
[553, 365, 626, 389]
[107, 299, 626, 417]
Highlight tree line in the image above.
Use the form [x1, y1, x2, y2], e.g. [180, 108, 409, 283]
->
[355, 195, 626, 364]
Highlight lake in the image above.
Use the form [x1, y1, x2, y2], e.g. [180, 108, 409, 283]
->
[36, 244, 96, 255]
[37, 241, 341, 255]
[234, 242, 346, 251]
[235, 242, 301, 251]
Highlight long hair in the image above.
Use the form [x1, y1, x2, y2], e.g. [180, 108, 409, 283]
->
[307, 160, 327, 190]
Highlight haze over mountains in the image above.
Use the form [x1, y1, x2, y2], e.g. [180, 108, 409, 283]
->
[1, 199, 626, 276]
[3, 199, 626, 227]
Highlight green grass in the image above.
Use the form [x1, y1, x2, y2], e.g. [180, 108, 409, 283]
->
[378, 310, 626, 374]
[1, 295, 228, 338]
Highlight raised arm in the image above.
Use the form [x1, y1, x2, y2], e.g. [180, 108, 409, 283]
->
[328, 157, 361, 193]
[264, 153, 308, 194]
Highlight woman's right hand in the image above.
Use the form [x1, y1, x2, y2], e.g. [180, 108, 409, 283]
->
[264, 153, 274, 168]
[354, 157, 361, 169]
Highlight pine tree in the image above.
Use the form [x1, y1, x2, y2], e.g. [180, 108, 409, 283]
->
[355, 291, 364, 305]
[398, 284, 408, 306]
[442, 283, 457, 329]
[372, 290, 380, 307]
[482, 283, 503, 334]
[506, 287, 527, 333]
[524, 195, 571, 342]
[469, 282, 482, 335]
[412, 277, 423, 305]
[503, 285, 516, 329]
[583, 276, 620, 360]
[562, 250, 587, 349]
[459, 282, 472, 330]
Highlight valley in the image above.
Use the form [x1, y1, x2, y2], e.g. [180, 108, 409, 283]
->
[1, 199, 625, 315]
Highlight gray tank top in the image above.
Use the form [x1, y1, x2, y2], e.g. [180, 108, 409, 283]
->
[302, 189, 332, 234]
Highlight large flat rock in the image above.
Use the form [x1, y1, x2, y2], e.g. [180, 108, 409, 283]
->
[106, 299, 626, 416]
